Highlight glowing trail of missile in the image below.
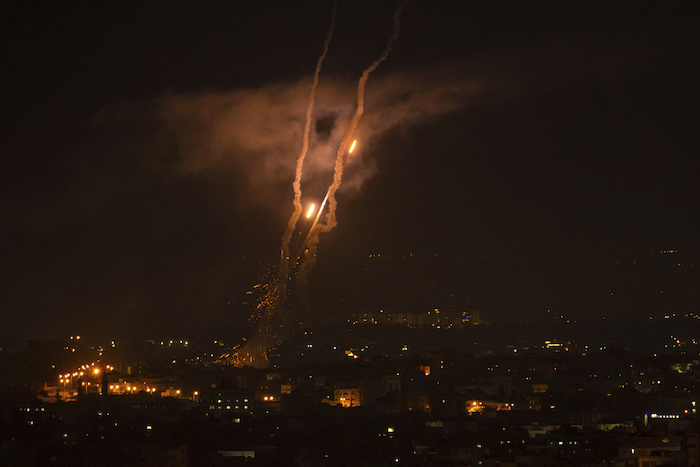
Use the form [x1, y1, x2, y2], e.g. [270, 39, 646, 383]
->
[229, 2, 337, 368]
[306, 140, 353, 241]
[229, 1, 408, 368]
[297, 1, 408, 288]
[295, 138, 354, 262]
[291, 192, 329, 265]
[277, 0, 337, 301]
[306, 203, 316, 219]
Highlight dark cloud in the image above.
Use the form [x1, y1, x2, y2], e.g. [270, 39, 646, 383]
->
[315, 114, 337, 141]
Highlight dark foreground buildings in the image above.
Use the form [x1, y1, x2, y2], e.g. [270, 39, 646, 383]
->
[4, 321, 700, 465]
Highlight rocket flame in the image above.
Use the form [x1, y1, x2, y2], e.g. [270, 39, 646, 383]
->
[348, 140, 357, 154]
[306, 203, 316, 219]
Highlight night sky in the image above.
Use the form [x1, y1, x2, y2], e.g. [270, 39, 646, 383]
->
[2, 1, 699, 348]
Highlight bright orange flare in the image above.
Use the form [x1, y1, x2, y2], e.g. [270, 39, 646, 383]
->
[306, 203, 316, 219]
[348, 140, 357, 154]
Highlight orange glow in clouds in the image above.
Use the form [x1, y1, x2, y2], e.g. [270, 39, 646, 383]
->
[306, 203, 316, 219]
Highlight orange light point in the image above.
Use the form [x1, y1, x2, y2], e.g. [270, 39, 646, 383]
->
[306, 203, 316, 219]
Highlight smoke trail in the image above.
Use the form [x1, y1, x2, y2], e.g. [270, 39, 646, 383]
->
[277, 1, 338, 306]
[228, 1, 408, 367]
[298, 1, 409, 287]
[228, 2, 338, 368]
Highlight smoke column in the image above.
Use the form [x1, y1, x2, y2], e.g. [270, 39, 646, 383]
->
[226, 2, 339, 367]
[298, 1, 409, 287]
[277, 1, 337, 306]
[227, 1, 408, 367]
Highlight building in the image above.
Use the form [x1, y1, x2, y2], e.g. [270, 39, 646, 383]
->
[199, 387, 254, 421]
[617, 436, 685, 466]
[334, 387, 361, 407]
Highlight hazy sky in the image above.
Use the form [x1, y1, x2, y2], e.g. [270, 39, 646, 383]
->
[2, 1, 699, 347]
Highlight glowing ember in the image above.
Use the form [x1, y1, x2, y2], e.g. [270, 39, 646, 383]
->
[306, 203, 316, 219]
[348, 139, 357, 154]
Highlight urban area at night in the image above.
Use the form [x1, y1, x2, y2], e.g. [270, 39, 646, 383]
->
[2, 1, 700, 465]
